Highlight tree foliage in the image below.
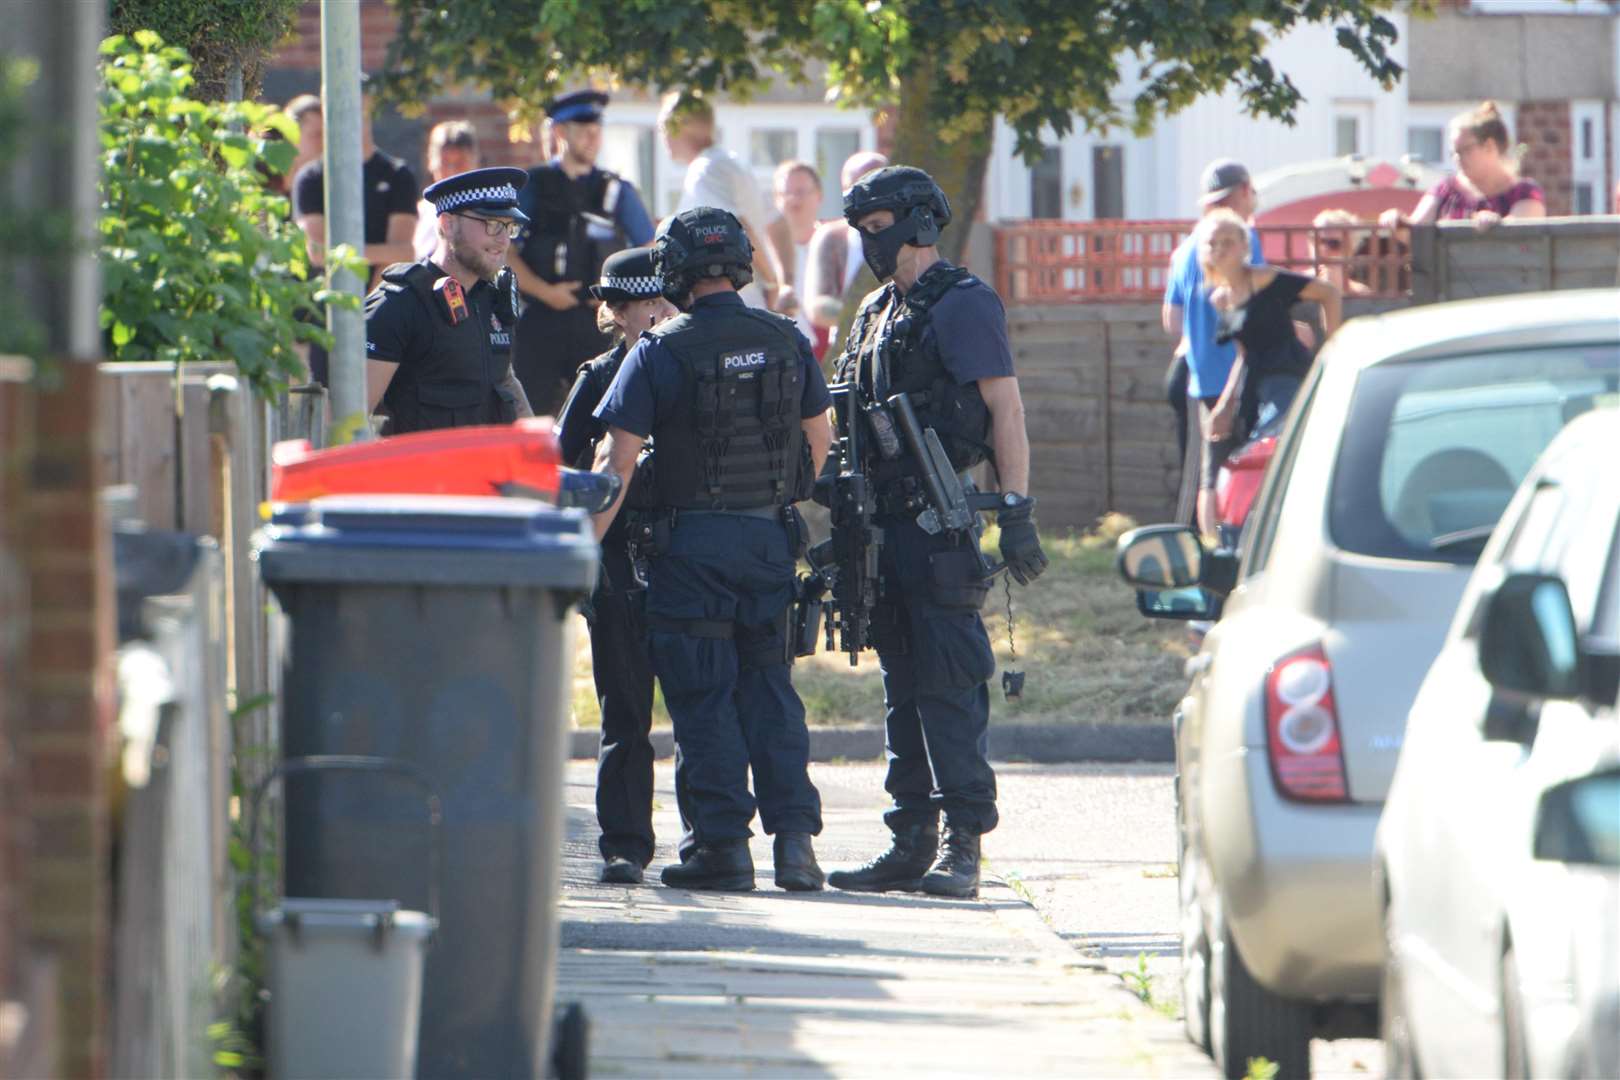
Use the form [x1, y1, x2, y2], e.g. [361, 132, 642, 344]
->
[0, 53, 69, 361]
[98, 31, 348, 394]
[107, 0, 300, 101]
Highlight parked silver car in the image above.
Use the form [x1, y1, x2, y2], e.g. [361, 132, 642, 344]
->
[1377, 409, 1620, 1079]
[1117, 290, 1619, 1078]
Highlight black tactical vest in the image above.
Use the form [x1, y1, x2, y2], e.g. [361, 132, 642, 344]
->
[375, 261, 510, 435]
[517, 165, 628, 289]
[649, 306, 805, 511]
[836, 262, 993, 472]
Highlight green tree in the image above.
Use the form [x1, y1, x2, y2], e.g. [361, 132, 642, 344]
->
[107, 0, 300, 101]
[99, 30, 345, 394]
[378, 0, 1415, 264]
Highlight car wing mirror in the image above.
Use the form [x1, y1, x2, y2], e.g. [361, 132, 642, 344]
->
[1478, 573, 1583, 700]
[1116, 525, 1204, 589]
[1136, 585, 1221, 621]
[1533, 769, 1620, 867]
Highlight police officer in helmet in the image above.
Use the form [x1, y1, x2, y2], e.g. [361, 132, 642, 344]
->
[825, 165, 1047, 899]
[554, 246, 676, 885]
[591, 207, 833, 891]
[364, 166, 534, 431]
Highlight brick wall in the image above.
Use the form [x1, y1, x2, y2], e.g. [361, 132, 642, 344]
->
[2, 360, 114, 1079]
[1518, 100, 1574, 215]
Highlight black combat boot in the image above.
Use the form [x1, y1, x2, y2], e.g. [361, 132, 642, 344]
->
[773, 832, 825, 892]
[826, 823, 938, 892]
[659, 840, 755, 891]
[600, 855, 643, 885]
[919, 827, 980, 898]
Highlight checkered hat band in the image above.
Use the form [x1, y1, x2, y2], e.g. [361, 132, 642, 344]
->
[434, 184, 518, 212]
[600, 274, 661, 295]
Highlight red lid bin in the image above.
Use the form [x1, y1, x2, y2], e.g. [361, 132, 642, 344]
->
[271, 418, 562, 503]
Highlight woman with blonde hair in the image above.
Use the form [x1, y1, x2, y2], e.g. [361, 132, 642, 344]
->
[1197, 209, 1341, 451]
[1380, 101, 1544, 230]
[554, 246, 676, 885]
[1309, 208, 1373, 296]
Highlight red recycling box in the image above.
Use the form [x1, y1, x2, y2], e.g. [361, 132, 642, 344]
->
[271, 418, 563, 503]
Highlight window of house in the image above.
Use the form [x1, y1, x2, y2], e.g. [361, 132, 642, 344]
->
[1336, 116, 1360, 157]
[1580, 117, 1595, 161]
[1030, 145, 1062, 219]
[1092, 145, 1124, 219]
[1407, 126, 1445, 165]
[814, 129, 861, 217]
[1575, 183, 1595, 215]
[750, 129, 797, 169]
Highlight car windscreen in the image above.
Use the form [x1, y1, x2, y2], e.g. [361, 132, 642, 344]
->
[1330, 342, 1619, 564]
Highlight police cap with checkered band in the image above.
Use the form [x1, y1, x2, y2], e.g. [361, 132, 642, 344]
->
[589, 246, 662, 303]
[422, 166, 531, 224]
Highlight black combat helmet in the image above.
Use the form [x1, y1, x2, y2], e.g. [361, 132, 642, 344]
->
[651, 206, 754, 304]
[841, 166, 951, 280]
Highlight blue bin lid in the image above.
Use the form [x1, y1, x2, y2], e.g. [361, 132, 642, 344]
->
[255, 495, 599, 590]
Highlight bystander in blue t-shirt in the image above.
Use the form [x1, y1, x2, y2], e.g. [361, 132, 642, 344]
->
[595, 292, 831, 438]
[1164, 228, 1265, 399]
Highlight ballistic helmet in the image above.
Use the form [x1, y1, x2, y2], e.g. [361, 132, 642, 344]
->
[841, 165, 951, 239]
[651, 206, 754, 303]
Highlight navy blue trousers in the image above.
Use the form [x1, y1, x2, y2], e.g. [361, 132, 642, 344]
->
[870, 516, 999, 835]
[645, 512, 822, 846]
[588, 540, 664, 867]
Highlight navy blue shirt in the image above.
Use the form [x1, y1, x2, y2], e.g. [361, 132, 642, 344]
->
[916, 270, 1016, 384]
[595, 292, 831, 438]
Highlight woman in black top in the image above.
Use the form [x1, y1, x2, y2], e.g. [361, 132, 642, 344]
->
[1198, 209, 1342, 442]
[554, 247, 675, 885]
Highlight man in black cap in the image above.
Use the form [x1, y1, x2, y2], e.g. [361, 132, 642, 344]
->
[363, 166, 535, 434]
[590, 207, 832, 893]
[554, 247, 677, 885]
[509, 90, 656, 417]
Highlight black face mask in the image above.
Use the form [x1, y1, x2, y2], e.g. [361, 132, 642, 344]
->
[859, 212, 924, 281]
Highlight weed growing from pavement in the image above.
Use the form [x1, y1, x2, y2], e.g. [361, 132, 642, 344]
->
[1124, 952, 1154, 1002]
[1246, 1057, 1281, 1080]
[565, 514, 1193, 729]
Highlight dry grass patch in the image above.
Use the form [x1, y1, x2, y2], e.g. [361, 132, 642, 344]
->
[567, 513, 1191, 729]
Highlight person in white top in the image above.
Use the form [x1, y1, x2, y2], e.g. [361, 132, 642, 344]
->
[766, 160, 822, 343]
[413, 121, 480, 261]
[658, 90, 784, 309]
[803, 150, 889, 351]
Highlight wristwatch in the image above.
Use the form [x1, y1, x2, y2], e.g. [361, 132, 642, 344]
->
[1001, 491, 1025, 508]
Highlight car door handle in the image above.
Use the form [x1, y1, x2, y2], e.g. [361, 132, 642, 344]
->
[1185, 654, 1212, 679]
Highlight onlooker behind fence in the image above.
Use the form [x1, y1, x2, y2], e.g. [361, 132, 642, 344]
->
[1162, 159, 1264, 537]
[413, 121, 480, 261]
[1199, 209, 1341, 466]
[1309, 208, 1373, 296]
[801, 150, 889, 360]
[658, 90, 783, 309]
[293, 81, 421, 387]
[766, 160, 824, 345]
[1379, 101, 1544, 232]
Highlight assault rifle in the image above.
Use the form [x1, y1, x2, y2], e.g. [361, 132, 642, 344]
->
[811, 380, 883, 665]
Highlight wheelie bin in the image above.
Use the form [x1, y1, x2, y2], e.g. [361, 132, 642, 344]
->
[257, 482, 596, 1078]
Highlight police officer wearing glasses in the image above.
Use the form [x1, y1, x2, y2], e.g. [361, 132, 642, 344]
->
[590, 207, 833, 892]
[364, 166, 533, 432]
[824, 166, 1047, 899]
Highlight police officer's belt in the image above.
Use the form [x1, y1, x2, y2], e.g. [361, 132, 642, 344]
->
[646, 614, 734, 639]
[678, 505, 781, 521]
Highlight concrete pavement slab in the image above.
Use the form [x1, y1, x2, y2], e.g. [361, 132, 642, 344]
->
[556, 762, 1215, 1078]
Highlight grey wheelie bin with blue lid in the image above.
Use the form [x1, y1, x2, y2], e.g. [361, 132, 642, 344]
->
[257, 494, 597, 1078]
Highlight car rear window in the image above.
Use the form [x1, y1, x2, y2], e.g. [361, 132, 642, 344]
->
[1330, 343, 1619, 564]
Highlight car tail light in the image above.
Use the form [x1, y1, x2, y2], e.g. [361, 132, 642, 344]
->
[1265, 645, 1350, 803]
[1215, 436, 1277, 530]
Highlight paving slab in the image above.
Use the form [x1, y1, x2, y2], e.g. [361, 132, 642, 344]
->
[556, 762, 1216, 1078]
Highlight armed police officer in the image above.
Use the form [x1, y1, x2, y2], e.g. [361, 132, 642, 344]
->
[364, 167, 533, 432]
[822, 166, 1047, 900]
[509, 91, 657, 416]
[590, 207, 833, 892]
[555, 247, 677, 885]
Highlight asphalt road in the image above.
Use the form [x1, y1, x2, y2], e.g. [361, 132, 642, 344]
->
[801, 760, 1385, 1079]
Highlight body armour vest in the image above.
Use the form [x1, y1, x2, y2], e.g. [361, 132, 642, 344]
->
[376, 261, 510, 435]
[518, 166, 628, 287]
[649, 306, 805, 511]
[835, 262, 993, 473]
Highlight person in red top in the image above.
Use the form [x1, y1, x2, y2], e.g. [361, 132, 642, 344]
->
[1381, 101, 1544, 232]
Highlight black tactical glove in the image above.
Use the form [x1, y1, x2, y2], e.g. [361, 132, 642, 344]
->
[996, 495, 1048, 586]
